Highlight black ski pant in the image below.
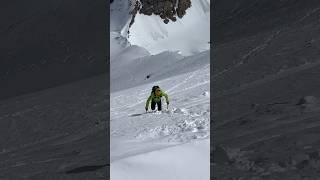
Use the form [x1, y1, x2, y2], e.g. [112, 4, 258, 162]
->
[151, 100, 162, 111]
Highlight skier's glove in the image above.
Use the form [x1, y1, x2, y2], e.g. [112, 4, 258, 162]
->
[167, 102, 169, 105]
[145, 107, 148, 111]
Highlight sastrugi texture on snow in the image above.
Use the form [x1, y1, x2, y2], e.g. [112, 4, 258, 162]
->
[213, 0, 320, 179]
[0, 0, 109, 179]
[0, 75, 109, 179]
[110, 0, 210, 179]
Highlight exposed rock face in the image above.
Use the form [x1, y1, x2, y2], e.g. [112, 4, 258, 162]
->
[131, 0, 191, 25]
[129, 0, 141, 28]
[176, 0, 191, 18]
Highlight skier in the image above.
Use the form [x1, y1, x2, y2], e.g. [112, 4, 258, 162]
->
[145, 86, 169, 112]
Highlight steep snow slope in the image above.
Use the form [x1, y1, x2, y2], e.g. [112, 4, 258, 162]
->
[111, 0, 210, 57]
[111, 50, 209, 92]
[0, 75, 109, 179]
[111, 139, 210, 180]
[127, 0, 210, 55]
[110, 0, 133, 60]
[110, 0, 131, 32]
[110, 0, 210, 178]
[110, 52, 210, 179]
[213, 1, 320, 179]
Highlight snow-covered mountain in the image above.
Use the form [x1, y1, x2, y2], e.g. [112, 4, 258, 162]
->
[0, 1, 108, 178]
[0, 75, 109, 179]
[110, 53, 210, 180]
[111, 0, 210, 57]
[111, 0, 210, 179]
[213, 0, 320, 179]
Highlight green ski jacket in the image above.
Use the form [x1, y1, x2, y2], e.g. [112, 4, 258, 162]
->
[145, 90, 169, 109]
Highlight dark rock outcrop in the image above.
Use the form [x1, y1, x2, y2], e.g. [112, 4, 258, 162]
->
[130, 0, 191, 25]
[176, 0, 191, 18]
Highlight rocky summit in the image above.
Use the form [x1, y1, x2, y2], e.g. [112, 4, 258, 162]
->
[131, 0, 191, 24]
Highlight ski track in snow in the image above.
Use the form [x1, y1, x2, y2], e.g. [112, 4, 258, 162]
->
[110, 64, 210, 162]
[110, 1, 210, 178]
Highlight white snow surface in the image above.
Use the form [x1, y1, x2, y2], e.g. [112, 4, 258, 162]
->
[110, 0, 131, 32]
[110, 0, 132, 60]
[111, 50, 209, 92]
[110, 51, 210, 179]
[111, 139, 210, 180]
[110, 0, 210, 178]
[127, 0, 210, 56]
[110, 0, 210, 58]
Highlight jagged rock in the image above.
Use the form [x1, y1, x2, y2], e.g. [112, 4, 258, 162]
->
[171, 16, 177, 21]
[176, 0, 191, 18]
[132, 0, 191, 24]
[129, 0, 141, 28]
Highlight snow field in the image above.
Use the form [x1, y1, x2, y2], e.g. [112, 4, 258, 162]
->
[111, 139, 210, 180]
[110, 58, 210, 179]
[110, 0, 210, 179]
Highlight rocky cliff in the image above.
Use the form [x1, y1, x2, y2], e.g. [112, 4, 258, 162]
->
[130, 0, 191, 24]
